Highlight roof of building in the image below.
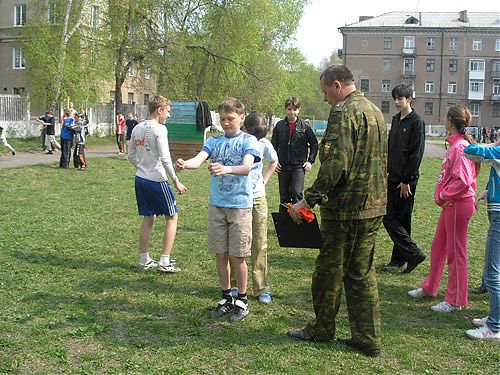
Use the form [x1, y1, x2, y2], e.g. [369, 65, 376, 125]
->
[340, 11, 500, 29]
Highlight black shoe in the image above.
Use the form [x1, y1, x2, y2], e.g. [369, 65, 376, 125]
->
[403, 251, 427, 274]
[229, 299, 249, 322]
[338, 338, 380, 357]
[381, 262, 405, 272]
[210, 298, 234, 319]
[472, 285, 487, 294]
[12, 151, 16, 156]
[287, 328, 315, 342]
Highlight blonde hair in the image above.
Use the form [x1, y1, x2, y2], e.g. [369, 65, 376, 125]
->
[218, 98, 245, 115]
[148, 95, 171, 114]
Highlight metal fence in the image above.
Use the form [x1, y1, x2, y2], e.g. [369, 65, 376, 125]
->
[0, 95, 30, 121]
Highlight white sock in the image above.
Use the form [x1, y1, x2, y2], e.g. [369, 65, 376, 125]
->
[140, 252, 151, 264]
[159, 255, 170, 266]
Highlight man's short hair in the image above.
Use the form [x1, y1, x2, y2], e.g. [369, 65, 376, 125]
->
[148, 95, 171, 114]
[320, 65, 354, 87]
[392, 84, 413, 100]
[284, 97, 300, 109]
[243, 112, 267, 140]
[218, 97, 245, 115]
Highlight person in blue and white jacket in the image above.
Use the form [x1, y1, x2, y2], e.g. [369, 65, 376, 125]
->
[463, 140, 500, 342]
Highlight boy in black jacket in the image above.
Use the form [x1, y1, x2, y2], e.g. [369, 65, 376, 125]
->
[382, 84, 427, 273]
[271, 97, 318, 212]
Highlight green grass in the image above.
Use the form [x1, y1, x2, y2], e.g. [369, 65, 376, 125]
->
[0, 156, 499, 374]
[1, 136, 116, 155]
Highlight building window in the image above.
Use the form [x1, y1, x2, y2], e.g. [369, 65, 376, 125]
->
[493, 60, 500, 73]
[127, 92, 134, 104]
[90, 5, 99, 28]
[427, 37, 436, 50]
[424, 102, 433, 115]
[449, 59, 458, 72]
[13, 87, 26, 96]
[128, 64, 136, 77]
[472, 39, 482, 51]
[381, 101, 390, 113]
[449, 37, 458, 51]
[493, 83, 500, 95]
[425, 81, 434, 93]
[360, 79, 369, 92]
[144, 67, 151, 80]
[404, 36, 415, 49]
[47, 2, 58, 24]
[469, 59, 485, 72]
[496, 39, 500, 52]
[470, 103, 479, 117]
[493, 104, 500, 117]
[12, 47, 25, 69]
[383, 58, 391, 71]
[383, 37, 392, 49]
[403, 58, 414, 75]
[144, 94, 150, 104]
[382, 80, 391, 92]
[426, 59, 435, 72]
[469, 80, 484, 93]
[14, 4, 27, 26]
[448, 82, 457, 94]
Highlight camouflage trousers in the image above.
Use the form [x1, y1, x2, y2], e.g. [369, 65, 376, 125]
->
[307, 212, 382, 350]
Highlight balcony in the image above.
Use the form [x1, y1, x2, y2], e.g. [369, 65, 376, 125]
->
[492, 71, 500, 79]
[468, 91, 484, 101]
[401, 47, 416, 56]
[492, 93, 500, 102]
[401, 69, 416, 78]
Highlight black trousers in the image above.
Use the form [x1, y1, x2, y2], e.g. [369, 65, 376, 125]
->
[59, 139, 72, 169]
[278, 166, 305, 212]
[382, 184, 421, 264]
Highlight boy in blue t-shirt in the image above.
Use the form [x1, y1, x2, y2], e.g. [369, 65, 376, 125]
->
[176, 98, 261, 322]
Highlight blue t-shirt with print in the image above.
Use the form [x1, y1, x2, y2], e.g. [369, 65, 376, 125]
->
[61, 118, 74, 140]
[202, 131, 261, 208]
[250, 138, 278, 198]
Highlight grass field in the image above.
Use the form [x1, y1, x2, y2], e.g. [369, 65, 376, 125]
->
[0, 155, 498, 374]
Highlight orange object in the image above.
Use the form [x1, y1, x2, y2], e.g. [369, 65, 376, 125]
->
[286, 203, 315, 223]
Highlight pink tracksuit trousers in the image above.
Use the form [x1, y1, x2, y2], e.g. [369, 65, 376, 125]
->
[421, 197, 475, 307]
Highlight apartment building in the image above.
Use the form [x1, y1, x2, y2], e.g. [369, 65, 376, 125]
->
[339, 11, 500, 127]
[0, 0, 155, 110]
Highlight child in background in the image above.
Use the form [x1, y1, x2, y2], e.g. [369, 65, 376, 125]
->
[72, 115, 87, 170]
[242, 113, 277, 304]
[116, 111, 125, 154]
[408, 105, 478, 312]
[0, 125, 16, 155]
[463, 140, 500, 341]
[59, 109, 74, 169]
[176, 98, 261, 322]
[125, 111, 139, 156]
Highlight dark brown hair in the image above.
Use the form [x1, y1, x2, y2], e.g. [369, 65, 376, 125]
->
[284, 97, 300, 109]
[320, 65, 354, 86]
[243, 112, 267, 140]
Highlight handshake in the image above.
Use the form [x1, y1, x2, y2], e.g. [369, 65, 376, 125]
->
[286, 199, 315, 224]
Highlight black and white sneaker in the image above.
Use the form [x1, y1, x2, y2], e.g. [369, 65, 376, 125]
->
[229, 299, 249, 323]
[210, 298, 234, 319]
[158, 263, 181, 273]
[139, 259, 158, 271]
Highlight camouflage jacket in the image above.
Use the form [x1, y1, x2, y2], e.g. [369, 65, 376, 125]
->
[304, 90, 388, 220]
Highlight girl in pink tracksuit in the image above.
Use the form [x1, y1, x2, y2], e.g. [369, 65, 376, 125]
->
[408, 105, 478, 312]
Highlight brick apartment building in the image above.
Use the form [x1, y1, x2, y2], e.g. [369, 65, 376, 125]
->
[0, 0, 155, 112]
[339, 11, 500, 127]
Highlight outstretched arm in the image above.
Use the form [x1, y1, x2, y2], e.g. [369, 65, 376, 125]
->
[176, 150, 209, 170]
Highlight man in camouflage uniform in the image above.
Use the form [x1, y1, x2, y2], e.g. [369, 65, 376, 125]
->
[287, 65, 387, 358]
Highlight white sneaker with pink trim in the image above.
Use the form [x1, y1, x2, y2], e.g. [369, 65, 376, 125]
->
[465, 325, 500, 342]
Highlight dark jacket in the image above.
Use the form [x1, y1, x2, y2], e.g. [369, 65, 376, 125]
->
[387, 110, 425, 186]
[271, 117, 318, 169]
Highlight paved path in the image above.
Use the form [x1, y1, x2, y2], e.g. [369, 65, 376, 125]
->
[0, 141, 446, 169]
[0, 145, 120, 169]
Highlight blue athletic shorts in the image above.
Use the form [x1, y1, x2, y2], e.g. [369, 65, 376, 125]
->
[135, 176, 178, 217]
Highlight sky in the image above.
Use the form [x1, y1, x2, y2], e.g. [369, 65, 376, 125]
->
[295, 0, 500, 66]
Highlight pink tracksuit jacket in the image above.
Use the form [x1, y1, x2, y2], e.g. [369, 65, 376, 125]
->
[422, 133, 477, 307]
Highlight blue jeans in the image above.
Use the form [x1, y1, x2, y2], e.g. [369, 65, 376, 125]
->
[484, 210, 500, 333]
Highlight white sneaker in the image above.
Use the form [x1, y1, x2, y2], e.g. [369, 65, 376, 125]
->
[431, 301, 461, 313]
[472, 316, 489, 327]
[465, 325, 500, 342]
[158, 263, 181, 273]
[139, 259, 158, 270]
[408, 288, 428, 298]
